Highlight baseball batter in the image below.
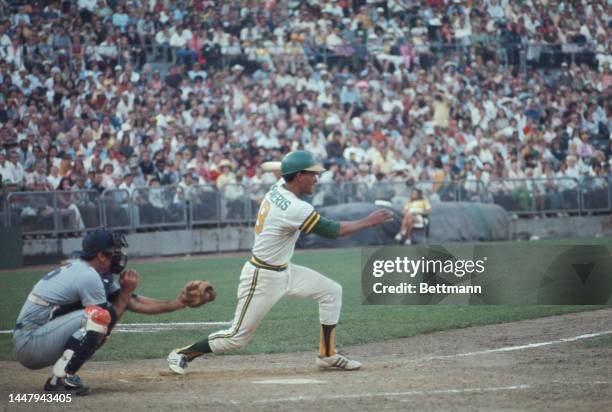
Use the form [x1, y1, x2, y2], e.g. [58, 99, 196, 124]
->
[168, 151, 393, 373]
[13, 230, 214, 395]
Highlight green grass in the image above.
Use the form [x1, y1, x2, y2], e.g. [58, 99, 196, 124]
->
[1, 239, 609, 362]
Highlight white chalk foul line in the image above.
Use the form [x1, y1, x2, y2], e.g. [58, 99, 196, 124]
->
[0, 321, 231, 334]
[113, 321, 231, 333]
[115, 321, 231, 327]
[430, 330, 612, 360]
[251, 384, 531, 404]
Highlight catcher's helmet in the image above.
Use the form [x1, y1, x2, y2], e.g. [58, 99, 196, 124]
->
[281, 151, 325, 176]
[80, 230, 128, 274]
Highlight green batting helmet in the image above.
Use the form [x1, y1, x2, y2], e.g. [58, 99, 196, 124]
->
[281, 151, 325, 176]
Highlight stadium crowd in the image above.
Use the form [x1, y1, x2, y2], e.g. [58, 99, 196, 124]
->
[0, 0, 611, 223]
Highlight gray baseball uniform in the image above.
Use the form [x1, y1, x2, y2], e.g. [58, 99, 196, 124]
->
[13, 259, 120, 369]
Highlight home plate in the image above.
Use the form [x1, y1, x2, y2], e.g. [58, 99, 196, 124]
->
[253, 379, 326, 385]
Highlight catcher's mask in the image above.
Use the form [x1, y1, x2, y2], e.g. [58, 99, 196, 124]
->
[80, 230, 128, 274]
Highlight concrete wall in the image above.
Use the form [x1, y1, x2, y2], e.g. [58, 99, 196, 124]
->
[23, 227, 255, 263]
[21, 214, 612, 265]
[512, 214, 612, 240]
[0, 226, 23, 269]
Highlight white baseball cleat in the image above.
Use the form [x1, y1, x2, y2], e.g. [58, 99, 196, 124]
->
[167, 349, 189, 375]
[316, 353, 362, 371]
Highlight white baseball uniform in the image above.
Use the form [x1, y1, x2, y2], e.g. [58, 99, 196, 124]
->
[208, 180, 342, 353]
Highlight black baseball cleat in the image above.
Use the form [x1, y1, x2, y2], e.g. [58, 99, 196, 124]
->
[44, 375, 90, 396]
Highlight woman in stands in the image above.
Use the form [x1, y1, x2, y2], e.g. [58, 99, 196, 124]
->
[394, 188, 432, 245]
[56, 177, 85, 234]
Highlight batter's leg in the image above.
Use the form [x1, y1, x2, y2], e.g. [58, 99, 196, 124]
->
[285, 263, 342, 357]
[175, 263, 287, 360]
[285, 264, 361, 370]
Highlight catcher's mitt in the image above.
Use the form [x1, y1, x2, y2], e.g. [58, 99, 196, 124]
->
[179, 280, 216, 308]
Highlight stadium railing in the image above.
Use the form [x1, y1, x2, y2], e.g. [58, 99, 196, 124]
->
[187, 184, 222, 227]
[3, 176, 611, 237]
[579, 176, 612, 213]
[131, 185, 187, 230]
[486, 177, 582, 215]
[37, 39, 600, 74]
[219, 183, 251, 224]
[101, 189, 132, 231]
[6, 190, 103, 235]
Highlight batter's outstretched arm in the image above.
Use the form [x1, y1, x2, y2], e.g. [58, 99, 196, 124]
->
[126, 294, 186, 314]
[310, 209, 394, 239]
[338, 209, 394, 237]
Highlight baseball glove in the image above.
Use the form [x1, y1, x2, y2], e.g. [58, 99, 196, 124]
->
[179, 280, 216, 308]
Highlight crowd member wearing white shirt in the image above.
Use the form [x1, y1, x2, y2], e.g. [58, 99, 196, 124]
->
[155, 26, 173, 62]
[170, 26, 195, 66]
[343, 137, 366, 163]
[7, 151, 25, 187]
[0, 151, 16, 185]
[47, 165, 62, 190]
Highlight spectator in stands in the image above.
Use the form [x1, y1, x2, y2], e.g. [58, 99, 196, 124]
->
[119, 172, 136, 197]
[56, 177, 85, 232]
[395, 188, 432, 245]
[7, 151, 25, 188]
[138, 178, 166, 225]
[112, 6, 130, 32]
[223, 170, 248, 219]
[171, 24, 196, 67]
[0, 0, 610, 238]
[100, 163, 115, 189]
[47, 165, 62, 190]
[25, 160, 52, 191]
[0, 150, 13, 186]
[215, 159, 235, 191]
[155, 24, 172, 62]
[138, 150, 155, 177]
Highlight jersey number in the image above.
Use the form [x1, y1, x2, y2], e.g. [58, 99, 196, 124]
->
[42, 263, 72, 280]
[254, 200, 271, 234]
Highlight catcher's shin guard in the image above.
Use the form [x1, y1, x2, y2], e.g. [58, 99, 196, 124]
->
[53, 306, 112, 377]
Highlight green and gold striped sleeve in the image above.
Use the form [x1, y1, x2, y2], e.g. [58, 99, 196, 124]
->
[300, 210, 320, 234]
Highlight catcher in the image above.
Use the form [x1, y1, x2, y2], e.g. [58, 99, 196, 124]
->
[12, 229, 214, 395]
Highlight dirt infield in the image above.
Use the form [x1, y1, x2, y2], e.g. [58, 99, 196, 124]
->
[2, 309, 611, 412]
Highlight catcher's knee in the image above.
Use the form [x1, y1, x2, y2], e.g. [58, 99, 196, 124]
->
[57, 308, 113, 376]
[84, 305, 112, 335]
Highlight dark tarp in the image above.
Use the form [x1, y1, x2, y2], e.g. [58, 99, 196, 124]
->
[297, 202, 509, 248]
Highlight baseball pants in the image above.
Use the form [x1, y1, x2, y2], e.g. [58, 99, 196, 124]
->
[13, 310, 85, 369]
[208, 262, 342, 353]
